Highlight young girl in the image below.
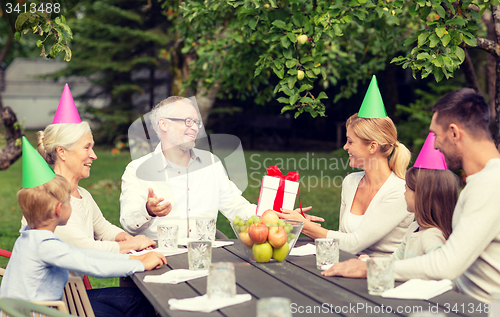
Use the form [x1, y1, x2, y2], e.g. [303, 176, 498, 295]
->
[390, 167, 458, 260]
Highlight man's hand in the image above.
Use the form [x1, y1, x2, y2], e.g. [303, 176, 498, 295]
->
[131, 252, 167, 270]
[146, 188, 172, 217]
[321, 259, 367, 278]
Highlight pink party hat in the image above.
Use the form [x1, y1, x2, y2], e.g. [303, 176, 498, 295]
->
[52, 83, 81, 124]
[413, 132, 447, 170]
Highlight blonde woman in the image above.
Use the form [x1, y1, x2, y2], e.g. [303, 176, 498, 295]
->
[281, 114, 413, 256]
[23, 122, 155, 253]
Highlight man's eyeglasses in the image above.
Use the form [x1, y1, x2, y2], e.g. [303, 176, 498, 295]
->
[164, 118, 203, 128]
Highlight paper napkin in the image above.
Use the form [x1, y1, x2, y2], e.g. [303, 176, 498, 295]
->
[382, 279, 453, 300]
[169, 294, 252, 312]
[289, 243, 316, 256]
[144, 269, 208, 284]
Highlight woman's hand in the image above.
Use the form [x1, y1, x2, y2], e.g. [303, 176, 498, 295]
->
[119, 235, 156, 253]
[115, 232, 133, 242]
[279, 207, 324, 226]
[279, 207, 328, 239]
[321, 259, 367, 278]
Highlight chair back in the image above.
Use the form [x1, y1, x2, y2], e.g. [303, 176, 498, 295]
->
[62, 276, 95, 317]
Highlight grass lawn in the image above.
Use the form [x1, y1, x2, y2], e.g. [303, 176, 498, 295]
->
[0, 131, 357, 288]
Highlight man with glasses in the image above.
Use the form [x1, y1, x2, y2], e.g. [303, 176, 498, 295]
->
[119, 96, 257, 240]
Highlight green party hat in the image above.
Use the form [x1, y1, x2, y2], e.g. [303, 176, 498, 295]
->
[358, 75, 388, 118]
[22, 136, 55, 188]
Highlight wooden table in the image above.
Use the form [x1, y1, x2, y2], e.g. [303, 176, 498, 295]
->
[131, 239, 487, 316]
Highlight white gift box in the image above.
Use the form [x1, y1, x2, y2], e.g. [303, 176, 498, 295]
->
[256, 175, 299, 216]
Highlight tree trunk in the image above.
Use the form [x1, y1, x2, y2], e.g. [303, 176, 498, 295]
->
[0, 106, 24, 170]
[196, 82, 220, 124]
[0, 31, 23, 170]
[483, 10, 497, 119]
[462, 50, 481, 93]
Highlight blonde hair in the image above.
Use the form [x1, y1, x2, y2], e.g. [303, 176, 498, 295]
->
[346, 113, 411, 179]
[17, 175, 71, 229]
[37, 122, 91, 167]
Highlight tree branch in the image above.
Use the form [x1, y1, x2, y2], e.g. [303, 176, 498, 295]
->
[492, 6, 500, 43]
[474, 37, 500, 60]
[462, 49, 481, 94]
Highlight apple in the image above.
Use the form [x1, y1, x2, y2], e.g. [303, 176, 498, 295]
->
[297, 70, 305, 80]
[272, 242, 289, 262]
[264, 3, 270, 8]
[239, 229, 254, 248]
[268, 226, 287, 248]
[252, 241, 273, 263]
[297, 34, 308, 45]
[248, 223, 268, 244]
[261, 209, 280, 225]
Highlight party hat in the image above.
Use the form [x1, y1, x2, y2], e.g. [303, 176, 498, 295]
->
[358, 75, 387, 118]
[413, 132, 447, 170]
[52, 83, 81, 124]
[22, 136, 55, 188]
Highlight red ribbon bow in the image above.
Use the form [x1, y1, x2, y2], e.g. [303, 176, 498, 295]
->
[266, 166, 304, 216]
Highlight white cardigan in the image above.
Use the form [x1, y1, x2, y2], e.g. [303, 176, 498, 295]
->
[327, 172, 413, 256]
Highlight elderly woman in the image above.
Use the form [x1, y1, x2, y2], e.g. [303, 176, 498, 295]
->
[28, 121, 155, 253]
[281, 114, 414, 257]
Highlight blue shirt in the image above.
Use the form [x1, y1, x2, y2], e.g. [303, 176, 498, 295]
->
[0, 226, 143, 301]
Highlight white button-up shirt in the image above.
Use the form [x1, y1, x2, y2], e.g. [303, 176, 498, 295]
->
[120, 145, 256, 239]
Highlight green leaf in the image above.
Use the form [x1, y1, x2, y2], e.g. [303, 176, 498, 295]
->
[287, 32, 297, 43]
[300, 96, 313, 103]
[14, 32, 21, 41]
[464, 36, 477, 47]
[299, 84, 313, 92]
[294, 111, 301, 119]
[435, 28, 446, 38]
[281, 105, 295, 113]
[441, 33, 451, 47]
[286, 59, 297, 68]
[417, 52, 430, 60]
[317, 91, 328, 100]
[36, 40, 43, 47]
[300, 55, 313, 64]
[429, 33, 440, 48]
[305, 70, 317, 78]
[447, 17, 466, 26]
[418, 32, 430, 46]
[272, 20, 287, 29]
[409, 4, 418, 16]
[290, 93, 299, 105]
[281, 86, 294, 96]
[274, 58, 284, 70]
[435, 6, 446, 19]
[273, 66, 284, 79]
[434, 68, 444, 82]
[249, 18, 258, 30]
[455, 47, 465, 63]
[283, 48, 293, 59]
[281, 36, 290, 48]
[287, 76, 297, 89]
[15, 13, 30, 31]
[254, 64, 265, 77]
[277, 97, 289, 104]
[312, 67, 320, 75]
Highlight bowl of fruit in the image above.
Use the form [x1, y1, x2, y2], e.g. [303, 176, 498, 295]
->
[230, 210, 304, 263]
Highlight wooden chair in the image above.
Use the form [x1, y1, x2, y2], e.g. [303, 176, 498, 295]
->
[0, 298, 73, 317]
[62, 276, 95, 317]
